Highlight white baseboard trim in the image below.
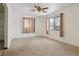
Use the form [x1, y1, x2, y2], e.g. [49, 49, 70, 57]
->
[43, 36, 79, 47]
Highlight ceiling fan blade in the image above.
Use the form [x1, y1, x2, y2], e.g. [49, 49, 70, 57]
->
[42, 7, 48, 10]
[29, 10, 35, 11]
[43, 11, 47, 13]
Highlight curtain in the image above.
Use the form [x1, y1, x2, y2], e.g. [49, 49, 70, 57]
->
[23, 17, 35, 33]
[60, 13, 64, 37]
[46, 17, 50, 34]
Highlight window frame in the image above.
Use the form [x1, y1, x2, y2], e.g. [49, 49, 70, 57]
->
[22, 17, 35, 33]
[54, 16, 60, 30]
[49, 16, 60, 31]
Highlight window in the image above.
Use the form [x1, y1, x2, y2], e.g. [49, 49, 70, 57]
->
[54, 16, 60, 30]
[49, 18, 54, 30]
[49, 16, 60, 31]
[46, 13, 64, 37]
[23, 17, 35, 33]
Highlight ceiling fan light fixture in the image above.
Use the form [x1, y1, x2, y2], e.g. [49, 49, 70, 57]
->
[29, 5, 48, 13]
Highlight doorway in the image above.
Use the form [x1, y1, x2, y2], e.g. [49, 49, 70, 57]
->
[0, 3, 4, 49]
[0, 3, 8, 49]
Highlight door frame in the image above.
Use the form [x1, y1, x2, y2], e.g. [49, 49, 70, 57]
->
[3, 3, 8, 49]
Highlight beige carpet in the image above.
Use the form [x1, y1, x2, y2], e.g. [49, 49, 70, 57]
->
[2, 36, 79, 56]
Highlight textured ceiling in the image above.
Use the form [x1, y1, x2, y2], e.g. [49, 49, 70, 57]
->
[7, 3, 73, 16]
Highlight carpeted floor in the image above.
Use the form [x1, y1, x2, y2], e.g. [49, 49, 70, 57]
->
[1, 36, 79, 56]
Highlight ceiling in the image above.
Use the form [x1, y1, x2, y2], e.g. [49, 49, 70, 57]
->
[7, 3, 73, 16]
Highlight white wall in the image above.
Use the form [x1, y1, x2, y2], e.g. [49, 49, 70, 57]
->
[43, 4, 79, 47]
[35, 16, 47, 36]
[9, 14, 46, 38]
[6, 4, 47, 48]
[6, 4, 79, 48]
[9, 14, 37, 38]
[7, 5, 13, 48]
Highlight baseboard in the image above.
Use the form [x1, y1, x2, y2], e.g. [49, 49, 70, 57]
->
[43, 36, 79, 48]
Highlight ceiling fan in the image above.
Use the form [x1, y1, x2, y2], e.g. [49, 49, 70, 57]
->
[29, 6, 48, 13]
